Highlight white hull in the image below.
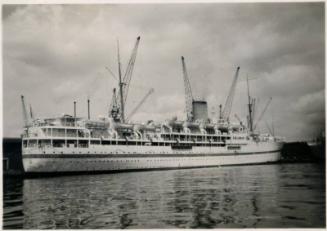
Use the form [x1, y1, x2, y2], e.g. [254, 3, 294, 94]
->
[22, 142, 283, 173]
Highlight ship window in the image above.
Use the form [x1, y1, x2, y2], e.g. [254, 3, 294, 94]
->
[227, 146, 241, 150]
[91, 140, 100, 145]
[39, 140, 51, 148]
[28, 139, 37, 147]
[53, 140, 65, 148]
[77, 130, 85, 138]
[66, 129, 77, 138]
[102, 140, 110, 145]
[79, 140, 88, 148]
[23, 140, 27, 148]
[52, 128, 65, 137]
[67, 140, 77, 148]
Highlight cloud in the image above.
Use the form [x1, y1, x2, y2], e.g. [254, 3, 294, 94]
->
[2, 3, 325, 141]
[293, 90, 325, 114]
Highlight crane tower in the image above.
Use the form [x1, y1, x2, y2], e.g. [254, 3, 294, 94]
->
[222, 66, 240, 122]
[181, 56, 194, 122]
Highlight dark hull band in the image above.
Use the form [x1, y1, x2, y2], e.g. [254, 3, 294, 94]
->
[23, 161, 281, 178]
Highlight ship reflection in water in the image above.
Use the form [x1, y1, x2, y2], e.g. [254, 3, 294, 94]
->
[3, 163, 325, 229]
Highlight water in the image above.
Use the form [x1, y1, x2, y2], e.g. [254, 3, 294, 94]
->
[3, 163, 325, 229]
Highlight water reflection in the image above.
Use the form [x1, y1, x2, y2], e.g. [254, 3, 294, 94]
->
[3, 163, 325, 229]
[3, 178, 24, 229]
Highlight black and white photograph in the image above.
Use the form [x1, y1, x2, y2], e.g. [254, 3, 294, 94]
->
[2, 2, 325, 229]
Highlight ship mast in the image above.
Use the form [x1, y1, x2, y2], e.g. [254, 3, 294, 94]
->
[246, 75, 253, 133]
[117, 40, 125, 123]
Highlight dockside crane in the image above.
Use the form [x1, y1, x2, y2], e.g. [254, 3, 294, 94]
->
[126, 88, 154, 122]
[116, 36, 141, 123]
[222, 66, 240, 122]
[21, 95, 30, 127]
[181, 56, 194, 122]
[117, 40, 125, 122]
[122, 36, 141, 105]
[234, 114, 244, 126]
[29, 104, 34, 120]
[109, 88, 120, 121]
[253, 97, 272, 131]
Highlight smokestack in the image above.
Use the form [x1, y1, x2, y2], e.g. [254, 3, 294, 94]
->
[87, 98, 90, 120]
[74, 101, 76, 126]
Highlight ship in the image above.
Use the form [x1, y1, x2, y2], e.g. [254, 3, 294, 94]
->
[21, 37, 284, 174]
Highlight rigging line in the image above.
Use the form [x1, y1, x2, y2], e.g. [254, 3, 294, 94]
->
[105, 66, 118, 81]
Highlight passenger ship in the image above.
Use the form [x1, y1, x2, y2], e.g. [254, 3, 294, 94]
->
[21, 37, 284, 174]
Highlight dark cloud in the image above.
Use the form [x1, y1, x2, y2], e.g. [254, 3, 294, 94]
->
[3, 3, 325, 141]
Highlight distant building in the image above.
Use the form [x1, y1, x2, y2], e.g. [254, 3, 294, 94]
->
[3, 138, 23, 173]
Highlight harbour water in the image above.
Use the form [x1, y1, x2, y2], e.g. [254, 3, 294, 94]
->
[3, 163, 325, 229]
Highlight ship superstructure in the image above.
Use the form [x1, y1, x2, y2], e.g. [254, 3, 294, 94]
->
[21, 37, 284, 173]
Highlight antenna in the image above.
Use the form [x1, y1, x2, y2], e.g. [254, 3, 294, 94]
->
[87, 98, 90, 120]
[271, 105, 275, 136]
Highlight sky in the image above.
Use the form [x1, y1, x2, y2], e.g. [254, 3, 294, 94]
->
[2, 3, 325, 141]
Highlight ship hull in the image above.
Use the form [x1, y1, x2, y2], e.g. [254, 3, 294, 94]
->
[22, 142, 283, 173]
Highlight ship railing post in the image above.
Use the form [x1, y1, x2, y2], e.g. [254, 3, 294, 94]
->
[50, 128, 53, 147]
[65, 128, 67, 147]
[88, 136, 90, 148]
[76, 129, 78, 148]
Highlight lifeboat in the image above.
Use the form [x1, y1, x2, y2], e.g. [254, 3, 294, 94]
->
[144, 125, 156, 132]
[134, 124, 156, 132]
[184, 121, 200, 129]
[168, 120, 184, 128]
[205, 123, 215, 129]
[114, 123, 134, 130]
